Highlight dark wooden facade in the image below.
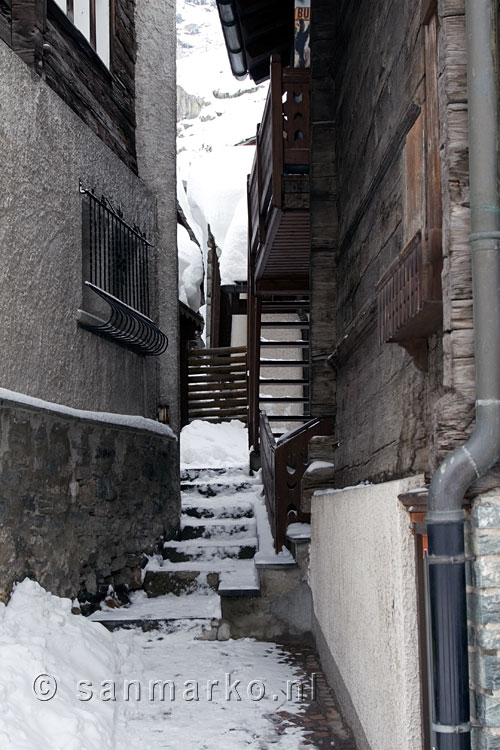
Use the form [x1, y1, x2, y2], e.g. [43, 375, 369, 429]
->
[246, 56, 313, 454]
[311, 0, 448, 488]
[1, 0, 136, 170]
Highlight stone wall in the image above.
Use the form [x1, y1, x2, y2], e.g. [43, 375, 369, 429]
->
[467, 496, 500, 750]
[309, 477, 425, 750]
[0, 394, 179, 604]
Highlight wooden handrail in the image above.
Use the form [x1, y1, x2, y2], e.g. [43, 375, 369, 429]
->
[260, 412, 334, 552]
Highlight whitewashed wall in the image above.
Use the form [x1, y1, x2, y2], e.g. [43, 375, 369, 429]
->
[309, 476, 425, 750]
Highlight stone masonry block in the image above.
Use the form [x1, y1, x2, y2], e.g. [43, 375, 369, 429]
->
[474, 626, 500, 651]
[470, 531, 500, 557]
[476, 694, 500, 728]
[474, 507, 500, 530]
[472, 727, 500, 750]
[468, 593, 500, 625]
[471, 652, 500, 691]
[472, 559, 500, 589]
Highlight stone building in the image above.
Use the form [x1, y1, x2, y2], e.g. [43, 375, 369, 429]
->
[0, 0, 180, 606]
[217, 0, 500, 748]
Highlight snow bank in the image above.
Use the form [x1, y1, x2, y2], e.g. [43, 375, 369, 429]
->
[0, 388, 175, 439]
[178, 224, 204, 310]
[0, 580, 121, 750]
[180, 419, 249, 468]
[219, 193, 248, 285]
[186, 146, 254, 264]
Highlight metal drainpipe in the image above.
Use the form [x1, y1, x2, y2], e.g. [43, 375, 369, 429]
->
[425, 1, 500, 747]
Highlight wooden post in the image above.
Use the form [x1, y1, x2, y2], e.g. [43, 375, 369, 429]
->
[270, 54, 283, 209]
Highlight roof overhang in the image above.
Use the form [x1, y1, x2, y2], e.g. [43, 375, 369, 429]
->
[216, 0, 294, 83]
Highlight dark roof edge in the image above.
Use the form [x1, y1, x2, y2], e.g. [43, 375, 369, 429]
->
[216, 0, 248, 80]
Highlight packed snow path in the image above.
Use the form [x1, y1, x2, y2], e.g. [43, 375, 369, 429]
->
[93, 463, 355, 749]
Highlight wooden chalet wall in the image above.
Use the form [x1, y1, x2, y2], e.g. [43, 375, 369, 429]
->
[0, 0, 10, 45]
[1, 0, 136, 171]
[313, 0, 452, 487]
[309, 0, 337, 418]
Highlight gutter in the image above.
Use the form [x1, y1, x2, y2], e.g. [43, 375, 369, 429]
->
[425, 1, 500, 747]
[215, 1, 248, 80]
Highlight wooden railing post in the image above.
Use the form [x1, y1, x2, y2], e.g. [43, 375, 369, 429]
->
[270, 54, 283, 209]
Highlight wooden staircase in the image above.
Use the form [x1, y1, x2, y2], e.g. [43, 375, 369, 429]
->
[187, 345, 248, 423]
[249, 294, 311, 443]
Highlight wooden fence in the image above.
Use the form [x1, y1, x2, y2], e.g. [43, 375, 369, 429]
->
[188, 346, 248, 423]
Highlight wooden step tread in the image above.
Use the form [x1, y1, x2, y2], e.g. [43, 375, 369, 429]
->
[259, 340, 309, 347]
[260, 360, 309, 367]
[260, 321, 309, 328]
[259, 378, 309, 385]
[265, 414, 312, 421]
[189, 345, 247, 357]
[259, 396, 309, 403]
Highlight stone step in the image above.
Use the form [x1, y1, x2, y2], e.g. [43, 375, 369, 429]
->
[143, 569, 220, 597]
[162, 538, 258, 562]
[180, 467, 249, 482]
[89, 590, 221, 629]
[181, 501, 254, 520]
[179, 516, 257, 541]
[180, 481, 254, 497]
[143, 559, 261, 598]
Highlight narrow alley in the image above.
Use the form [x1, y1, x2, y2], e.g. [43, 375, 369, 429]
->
[0, 420, 355, 750]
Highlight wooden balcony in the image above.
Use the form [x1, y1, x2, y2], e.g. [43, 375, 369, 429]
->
[248, 55, 310, 295]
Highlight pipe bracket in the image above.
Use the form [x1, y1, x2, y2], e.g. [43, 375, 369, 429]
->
[431, 722, 471, 735]
[427, 554, 467, 565]
[470, 231, 500, 242]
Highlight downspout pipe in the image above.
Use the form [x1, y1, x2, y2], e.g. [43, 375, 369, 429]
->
[425, 1, 500, 747]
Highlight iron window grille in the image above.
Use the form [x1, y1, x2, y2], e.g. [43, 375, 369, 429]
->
[77, 185, 168, 356]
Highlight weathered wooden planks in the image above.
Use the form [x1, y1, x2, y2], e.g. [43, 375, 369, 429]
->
[0, 0, 11, 44]
[187, 346, 248, 424]
[4, 0, 136, 171]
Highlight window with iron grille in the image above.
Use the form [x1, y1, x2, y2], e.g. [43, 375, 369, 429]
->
[77, 186, 168, 356]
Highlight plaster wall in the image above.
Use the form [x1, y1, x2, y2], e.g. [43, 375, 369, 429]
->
[309, 476, 424, 750]
[0, 39, 159, 416]
[135, 0, 179, 431]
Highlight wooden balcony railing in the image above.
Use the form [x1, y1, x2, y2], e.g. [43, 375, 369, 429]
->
[248, 55, 310, 265]
[376, 230, 442, 371]
[260, 412, 333, 552]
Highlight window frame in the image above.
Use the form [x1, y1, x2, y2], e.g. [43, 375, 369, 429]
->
[51, 0, 112, 68]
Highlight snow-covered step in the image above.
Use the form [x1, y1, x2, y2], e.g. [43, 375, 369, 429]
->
[181, 481, 254, 497]
[181, 500, 254, 520]
[143, 569, 220, 597]
[179, 516, 257, 541]
[180, 467, 249, 482]
[218, 567, 261, 597]
[162, 537, 258, 562]
[89, 590, 220, 627]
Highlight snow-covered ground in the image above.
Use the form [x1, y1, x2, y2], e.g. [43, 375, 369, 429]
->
[0, 582, 311, 750]
[0, 422, 313, 750]
[180, 418, 249, 469]
[176, 0, 268, 306]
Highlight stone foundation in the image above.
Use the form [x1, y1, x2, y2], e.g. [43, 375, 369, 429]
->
[0, 394, 179, 604]
[467, 495, 500, 750]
